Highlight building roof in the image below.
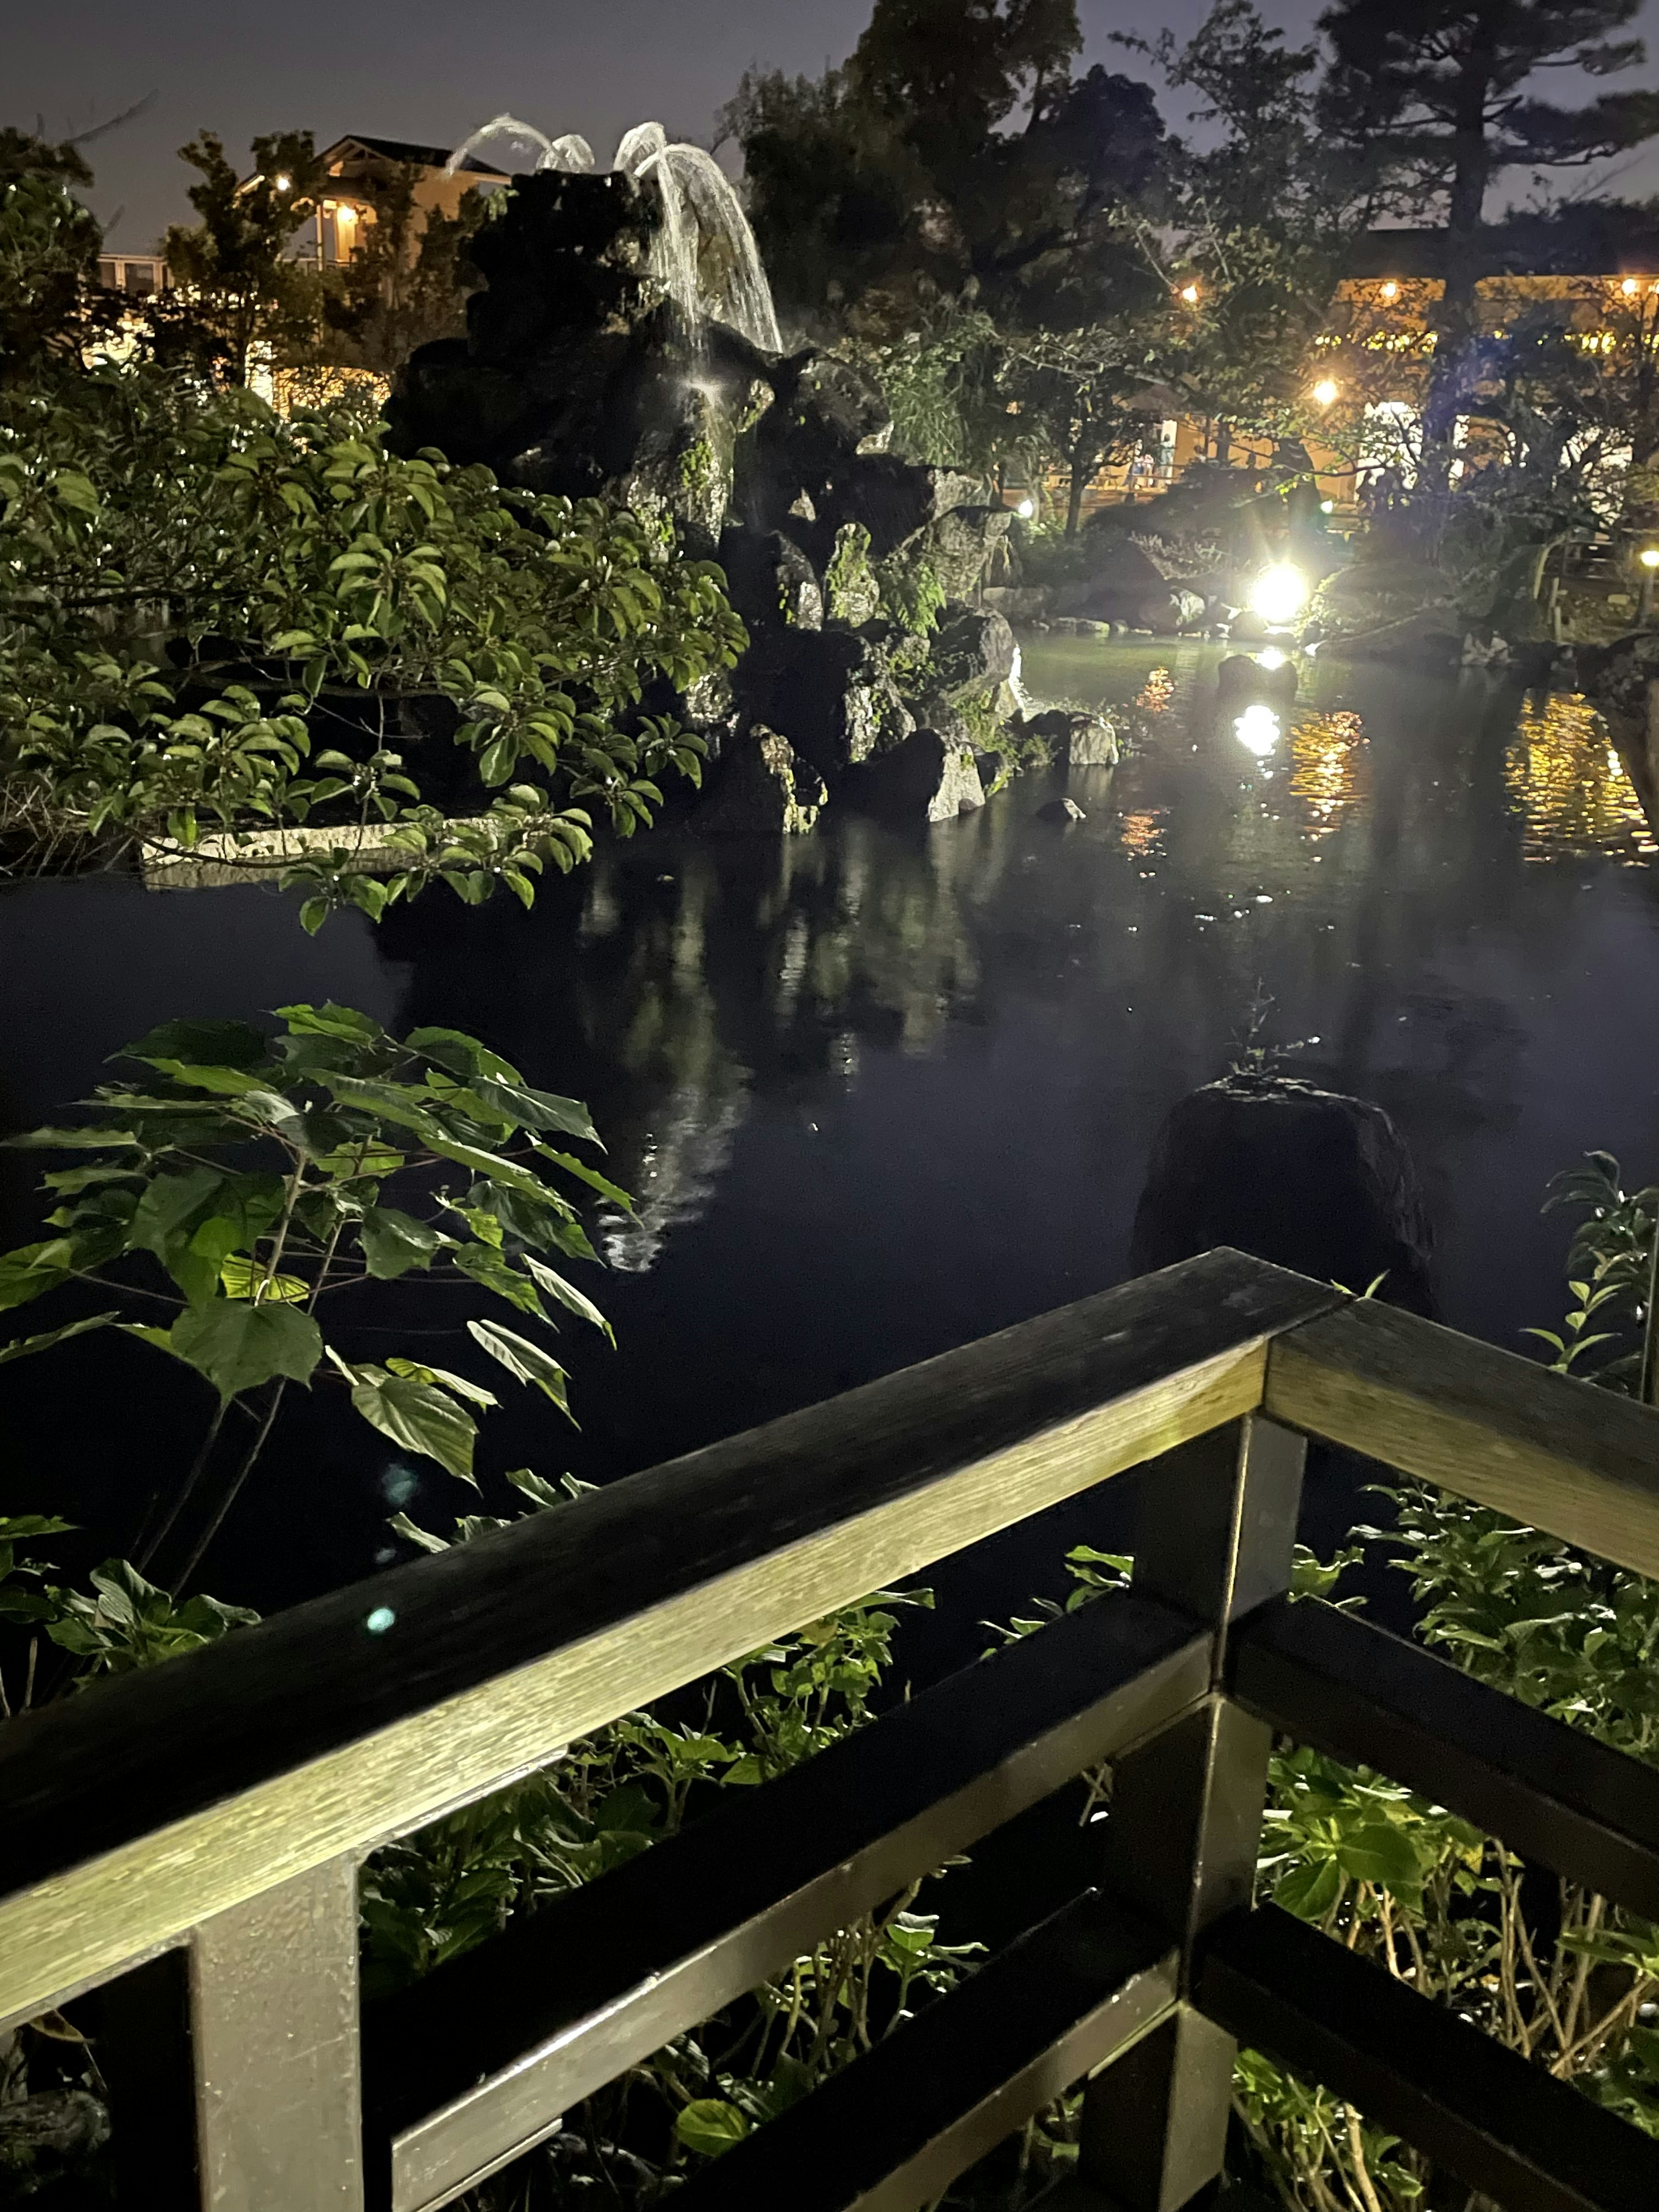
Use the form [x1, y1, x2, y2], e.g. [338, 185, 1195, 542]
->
[1348, 211, 1659, 282]
[319, 134, 509, 180]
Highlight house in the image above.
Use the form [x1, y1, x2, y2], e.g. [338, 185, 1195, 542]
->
[292, 135, 511, 268]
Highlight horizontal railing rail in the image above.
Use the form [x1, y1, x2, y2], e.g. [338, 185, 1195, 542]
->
[3, 1247, 1659, 2211]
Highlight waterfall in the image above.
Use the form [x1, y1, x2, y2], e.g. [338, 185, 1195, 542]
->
[446, 115, 782, 353]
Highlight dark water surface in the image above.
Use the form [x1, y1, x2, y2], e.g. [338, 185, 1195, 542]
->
[5, 642, 1659, 1619]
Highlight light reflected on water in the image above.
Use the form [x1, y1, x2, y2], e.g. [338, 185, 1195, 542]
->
[1233, 703, 1282, 758]
[1289, 710, 1367, 840]
[1118, 807, 1169, 858]
[1505, 693, 1655, 862]
[1136, 667, 1176, 712]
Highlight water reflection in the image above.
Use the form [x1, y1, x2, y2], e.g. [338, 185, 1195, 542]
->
[1233, 703, 1283, 759]
[6, 642, 1659, 1615]
[1289, 710, 1367, 840]
[1504, 691, 1655, 863]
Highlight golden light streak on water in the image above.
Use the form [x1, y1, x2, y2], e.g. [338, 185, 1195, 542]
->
[1288, 710, 1367, 839]
[1505, 693, 1653, 861]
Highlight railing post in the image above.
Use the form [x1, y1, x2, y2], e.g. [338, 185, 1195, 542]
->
[189, 1856, 364, 2210]
[1079, 1414, 1306, 2212]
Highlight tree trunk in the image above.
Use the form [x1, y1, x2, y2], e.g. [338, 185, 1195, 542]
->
[1418, 45, 1496, 496]
[1066, 445, 1092, 536]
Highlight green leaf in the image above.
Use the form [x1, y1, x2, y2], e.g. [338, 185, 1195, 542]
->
[3, 1125, 143, 1150]
[138, 1059, 274, 1097]
[466, 1320, 572, 1415]
[274, 1002, 388, 1046]
[533, 1145, 635, 1211]
[1273, 1856, 1344, 1920]
[359, 1207, 446, 1279]
[171, 1300, 324, 1400]
[1335, 1822, 1423, 1894]
[127, 1166, 227, 1259]
[121, 1019, 269, 1069]
[474, 1080, 600, 1144]
[347, 1368, 478, 1484]
[385, 1355, 499, 1409]
[0, 1240, 75, 1313]
[523, 1256, 614, 1342]
[0, 1312, 119, 1367]
[218, 1255, 309, 1303]
[388, 1510, 450, 1555]
[675, 2101, 750, 2160]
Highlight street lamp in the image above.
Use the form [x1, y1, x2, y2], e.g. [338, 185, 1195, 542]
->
[1250, 564, 1309, 626]
[1313, 378, 1339, 407]
[1640, 546, 1659, 621]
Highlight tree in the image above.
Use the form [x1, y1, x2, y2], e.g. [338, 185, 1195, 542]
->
[844, 0, 1083, 179]
[1317, 0, 1659, 487]
[0, 132, 113, 383]
[162, 129, 331, 381]
[323, 161, 489, 376]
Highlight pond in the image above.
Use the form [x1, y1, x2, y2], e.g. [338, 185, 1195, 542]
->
[4, 640, 1659, 1622]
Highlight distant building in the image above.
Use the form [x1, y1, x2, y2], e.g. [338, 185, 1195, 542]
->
[96, 252, 168, 297]
[292, 135, 511, 268]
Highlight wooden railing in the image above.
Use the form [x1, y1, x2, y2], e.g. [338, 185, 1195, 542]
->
[5, 1249, 1659, 2211]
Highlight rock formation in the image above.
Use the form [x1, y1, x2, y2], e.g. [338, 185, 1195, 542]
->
[387, 171, 1020, 832]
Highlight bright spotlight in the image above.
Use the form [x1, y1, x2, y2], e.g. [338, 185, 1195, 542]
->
[1623, 277, 1641, 297]
[274, 173, 292, 193]
[1234, 704, 1281, 758]
[1320, 499, 1335, 513]
[1641, 548, 1659, 570]
[1380, 280, 1399, 302]
[1179, 283, 1200, 305]
[1017, 496, 1036, 519]
[1313, 378, 1339, 407]
[1250, 564, 1309, 626]
[1256, 647, 1287, 671]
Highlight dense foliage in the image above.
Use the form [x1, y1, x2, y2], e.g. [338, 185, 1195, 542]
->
[0, 1001, 623, 1590]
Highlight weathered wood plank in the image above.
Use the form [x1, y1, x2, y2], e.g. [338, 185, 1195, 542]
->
[0, 1250, 1330, 2033]
[1265, 1301, 1659, 1576]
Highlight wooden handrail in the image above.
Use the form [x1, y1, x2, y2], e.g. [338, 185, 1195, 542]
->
[1265, 1298, 1659, 1576]
[5, 1250, 1659, 2212]
[0, 1248, 1332, 2034]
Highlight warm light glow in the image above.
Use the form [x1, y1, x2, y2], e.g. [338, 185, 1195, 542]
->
[1623, 277, 1641, 297]
[1179, 283, 1200, 304]
[1257, 647, 1287, 671]
[1380, 280, 1399, 302]
[337, 203, 357, 226]
[1312, 378, 1339, 407]
[1249, 564, 1309, 626]
[274, 173, 292, 193]
[1320, 499, 1335, 513]
[1641, 549, 1659, 570]
[1017, 496, 1036, 519]
[1234, 704, 1281, 758]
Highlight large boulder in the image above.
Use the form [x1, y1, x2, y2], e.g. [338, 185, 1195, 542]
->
[847, 730, 985, 825]
[925, 606, 1018, 701]
[1019, 706, 1119, 767]
[1054, 541, 1169, 624]
[694, 726, 825, 836]
[1128, 1073, 1435, 1314]
[718, 530, 823, 634]
[926, 506, 1015, 602]
[746, 629, 913, 778]
[1307, 558, 1462, 667]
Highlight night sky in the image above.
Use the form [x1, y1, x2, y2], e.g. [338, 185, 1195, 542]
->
[10, 0, 1659, 255]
